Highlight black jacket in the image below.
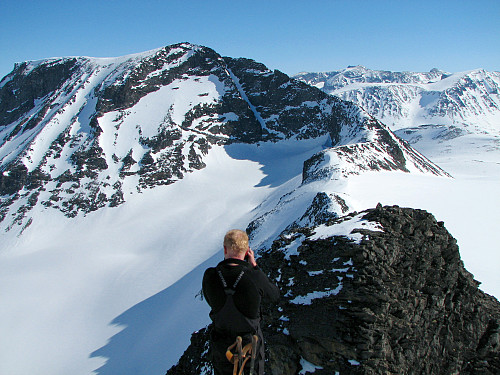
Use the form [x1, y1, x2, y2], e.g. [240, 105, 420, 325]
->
[203, 258, 279, 375]
[202, 258, 279, 321]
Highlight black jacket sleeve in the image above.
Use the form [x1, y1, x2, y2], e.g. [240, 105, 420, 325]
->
[202, 268, 216, 308]
[251, 266, 280, 303]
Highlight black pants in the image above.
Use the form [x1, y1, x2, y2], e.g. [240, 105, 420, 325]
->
[210, 330, 265, 375]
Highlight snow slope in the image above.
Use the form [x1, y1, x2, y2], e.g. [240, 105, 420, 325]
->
[0, 50, 498, 375]
[1, 136, 498, 375]
[0, 145, 269, 374]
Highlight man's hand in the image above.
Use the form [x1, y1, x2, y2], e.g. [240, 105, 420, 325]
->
[246, 248, 258, 268]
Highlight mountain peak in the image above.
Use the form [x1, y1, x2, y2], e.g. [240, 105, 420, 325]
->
[1, 43, 445, 232]
[294, 66, 500, 134]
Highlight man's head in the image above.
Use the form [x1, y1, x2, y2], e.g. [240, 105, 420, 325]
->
[223, 229, 249, 259]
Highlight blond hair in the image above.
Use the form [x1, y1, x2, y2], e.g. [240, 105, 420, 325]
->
[224, 229, 249, 256]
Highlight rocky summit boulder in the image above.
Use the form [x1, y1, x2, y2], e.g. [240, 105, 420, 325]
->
[167, 205, 500, 375]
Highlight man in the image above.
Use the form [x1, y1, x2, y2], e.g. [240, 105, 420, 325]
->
[203, 229, 279, 375]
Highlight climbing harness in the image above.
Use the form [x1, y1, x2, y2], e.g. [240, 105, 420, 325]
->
[225, 335, 259, 375]
[217, 268, 245, 294]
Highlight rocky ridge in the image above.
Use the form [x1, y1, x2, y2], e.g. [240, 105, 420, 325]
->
[167, 205, 500, 375]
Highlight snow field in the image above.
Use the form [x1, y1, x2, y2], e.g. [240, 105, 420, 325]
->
[0, 145, 270, 375]
[1, 135, 498, 374]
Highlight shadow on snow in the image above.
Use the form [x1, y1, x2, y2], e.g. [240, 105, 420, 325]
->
[223, 137, 330, 188]
[90, 255, 217, 375]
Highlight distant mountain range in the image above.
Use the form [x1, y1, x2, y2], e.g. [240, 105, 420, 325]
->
[294, 65, 500, 130]
[0, 44, 498, 375]
[294, 66, 500, 176]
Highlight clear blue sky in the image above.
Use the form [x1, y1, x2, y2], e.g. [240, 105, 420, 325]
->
[1, 0, 499, 80]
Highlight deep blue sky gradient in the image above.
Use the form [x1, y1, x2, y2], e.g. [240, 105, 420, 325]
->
[1, 0, 499, 79]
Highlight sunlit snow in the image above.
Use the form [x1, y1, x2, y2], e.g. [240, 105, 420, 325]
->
[0, 55, 498, 375]
[310, 213, 383, 244]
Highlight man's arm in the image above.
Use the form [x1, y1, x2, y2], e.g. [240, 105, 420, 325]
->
[253, 268, 280, 303]
[246, 248, 258, 268]
[247, 248, 279, 302]
[202, 269, 213, 307]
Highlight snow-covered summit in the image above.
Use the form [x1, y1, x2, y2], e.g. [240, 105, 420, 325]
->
[296, 65, 451, 90]
[0, 43, 445, 232]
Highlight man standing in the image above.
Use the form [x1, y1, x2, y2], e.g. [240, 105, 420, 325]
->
[203, 229, 279, 375]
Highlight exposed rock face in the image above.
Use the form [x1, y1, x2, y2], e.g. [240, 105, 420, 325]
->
[223, 57, 346, 142]
[0, 58, 79, 128]
[166, 205, 500, 375]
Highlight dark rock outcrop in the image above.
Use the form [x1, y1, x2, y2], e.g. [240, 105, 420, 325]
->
[166, 205, 500, 375]
[0, 58, 78, 128]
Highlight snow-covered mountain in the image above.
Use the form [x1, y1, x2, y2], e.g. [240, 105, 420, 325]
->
[295, 66, 500, 131]
[294, 66, 500, 177]
[0, 45, 446, 234]
[0, 45, 498, 375]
